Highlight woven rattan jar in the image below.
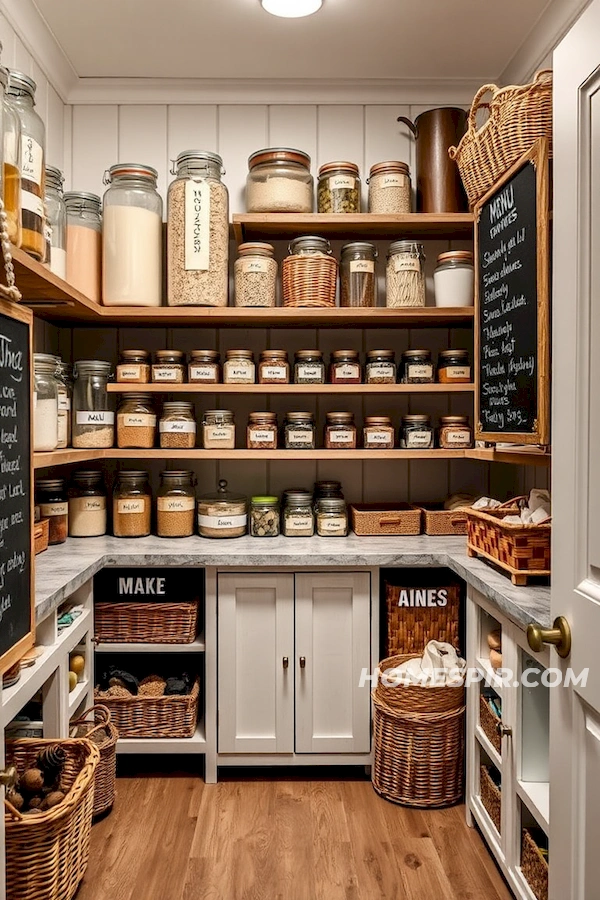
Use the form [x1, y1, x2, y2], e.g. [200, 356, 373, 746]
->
[282, 236, 337, 308]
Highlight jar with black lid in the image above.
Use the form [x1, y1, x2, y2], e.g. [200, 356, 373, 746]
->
[330, 350, 361, 384]
[437, 350, 471, 384]
[294, 350, 325, 384]
[314, 480, 344, 505]
[37, 478, 68, 545]
[365, 350, 396, 384]
[284, 412, 316, 449]
[399, 415, 434, 450]
[189, 350, 220, 384]
[400, 349, 434, 384]
[117, 350, 151, 384]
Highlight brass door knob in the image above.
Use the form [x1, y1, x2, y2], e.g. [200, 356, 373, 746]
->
[0, 765, 18, 789]
[299, 656, 306, 669]
[496, 723, 512, 738]
[527, 616, 571, 659]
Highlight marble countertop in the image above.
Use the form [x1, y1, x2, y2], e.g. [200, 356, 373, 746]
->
[35, 534, 551, 630]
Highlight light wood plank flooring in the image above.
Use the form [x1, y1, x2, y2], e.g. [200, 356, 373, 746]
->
[76, 766, 513, 900]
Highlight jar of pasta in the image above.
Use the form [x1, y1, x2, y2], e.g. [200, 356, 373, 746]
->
[113, 470, 151, 538]
[234, 243, 277, 307]
[157, 471, 196, 538]
[152, 350, 185, 384]
[117, 350, 151, 384]
[438, 416, 473, 449]
[258, 350, 289, 384]
[116, 394, 156, 449]
[189, 350, 220, 384]
[330, 350, 361, 384]
[247, 412, 278, 450]
[365, 350, 396, 384]
[160, 402, 196, 449]
[294, 350, 325, 384]
[318, 162, 360, 213]
[202, 409, 235, 449]
[324, 412, 356, 449]
[399, 415, 434, 450]
[386, 241, 426, 308]
[223, 349, 255, 384]
[363, 416, 394, 449]
[367, 161, 411, 214]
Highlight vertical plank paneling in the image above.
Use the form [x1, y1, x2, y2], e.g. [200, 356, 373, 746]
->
[118, 105, 169, 206]
[317, 105, 364, 174]
[167, 106, 219, 164]
[218, 105, 268, 214]
[46, 85, 65, 169]
[71, 105, 118, 196]
[0, 14, 17, 67]
[268, 106, 318, 173]
[364, 105, 412, 210]
[31, 61, 48, 127]
[13, 36, 32, 76]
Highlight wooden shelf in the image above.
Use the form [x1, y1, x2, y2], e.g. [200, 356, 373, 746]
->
[95, 636, 206, 653]
[13, 246, 104, 323]
[107, 383, 475, 395]
[233, 213, 475, 242]
[116, 723, 206, 755]
[34, 448, 105, 469]
[467, 447, 551, 467]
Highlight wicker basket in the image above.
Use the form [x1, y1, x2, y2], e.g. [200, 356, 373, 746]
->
[94, 678, 200, 739]
[94, 599, 199, 644]
[4, 738, 99, 900]
[480, 765, 501, 834]
[350, 503, 421, 536]
[282, 253, 338, 308]
[386, 580, 461, 655]
[416, 502, 469, 536]
[521, 828, 549, 900]
[34, 518, 49, 554]
[449, 70, 552, 208]
[479, 693, 502, 756]
[372, 654, 465, 808]
[70, 705, 118, 817]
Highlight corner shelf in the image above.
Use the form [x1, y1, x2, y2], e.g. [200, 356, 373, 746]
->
[107, 383, 475, 395]
[232, 212, 475, 242]
[468, 447, 551, 468]
[516, 780, 550, 834]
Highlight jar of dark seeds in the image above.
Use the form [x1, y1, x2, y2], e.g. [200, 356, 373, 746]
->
[340, 242, 377, 308]
[284, 412, 316, 449]
[399, 415, 434, 450]
[400, 349, 434, 384]
[294, 350, 325, 384]
[160, 402, 196, 449]
[250, 496, 280, 537]
[365, 350, 396, 384]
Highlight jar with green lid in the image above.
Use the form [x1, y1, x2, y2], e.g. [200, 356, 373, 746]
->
[36, 478, 67, 544]
[340, 242, 377, 308]
[68, 470, 106, 537]
[8, 69, 45, 260]
[116, 393, 156, 449]
[160, 401, 196, 449]
[33, 353, 59, 452]
[367, 161, 411, 214]
[294, 350, 325, 384]
[64, 192, 102, 304]
[117, 350, 151, 384]
[401, 349, 434, 384]
[365, 350, 396, 384]
[72, 360, 114, 448]
[234, 243, 277, 308]
[318, 161, 361, 213]
[44, 165, 66, 278]
[386, 241, 426, 308]
[189, 349, 220, 384]
[399, 415, 434, 450]
[282, 491, 314, 537]
[316, 498, 348, 537]
[246, 148, 313, 213]
[157, 471, 196, 538]
[284, 412, 315, 450]
[250, 496, 280, 537]
[113, 470, 151, 538]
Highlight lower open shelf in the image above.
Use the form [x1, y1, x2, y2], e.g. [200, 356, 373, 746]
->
[116, 723, 206, 754]
[95, 636, 206, 654]
[517, 780, 550, 834]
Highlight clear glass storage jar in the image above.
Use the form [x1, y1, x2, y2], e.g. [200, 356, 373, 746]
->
[3, 71, 22, 248]
[250, 496, 280, 537]
[246, 148, 313, 213]
[33, 353, 59, 452]
[223, 349, 255, 384]
[7, 70, 45, 260]
[401, 349, 434, 384]
[44, 166, 66, 278]
[437, 349, 471, 384]
[258, 350, 289, 384]
[157, 470, 196, 538]
[189, 350, 220, 384]
[152, 350, 185, 384]
[399, 414, 434, 450]
[316, 498, 348, 537]
[103, 163, 162, 307]
[365, 350, 396, 384]
[202, 409, 235, 449]
[234, 242, 277, 308]
[57, 361, 72, 448]
[317, 161, 360, 213]
[313, 480, 344, 508]
[340, 242, 377, 308]
[247, 412, 278, 449]
[68, 470, 107, 537]
[197, 479, 247, 538]
[324, 412, 357, 449]
[434, 251, 474, 308]
[386, 241, 426, 308]
[363, 416, 395, 449]
[72, 360, 114, 449]
[116, 393, 156, 449]
[367, 161, 411, 214]
[294, 350, 325, 384]
[330, 350, 361, 384]
[438, 415, 473, 449]
[282, 491, 314, 537]
[284, 412, 315, 449]
[167, 150, 229, 307]
[37, 478, 67, 544]
[113, 470, 151, 538]
[117, 350, 151, 384]
[64, 192, 102, 304]
[160, 402, 196, 449]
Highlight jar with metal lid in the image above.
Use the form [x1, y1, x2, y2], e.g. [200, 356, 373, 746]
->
[197, 479, 247, 538]
[247, 412, 278, 450]
[117, 350, 151, 384]
[157, 471, 196, 538]
[434, 250, 474, 308]
[437, 350, 471, 384]
[282, 491, 314, 537]
[44, 166, 66, 278]
[68, 470, 107, 538]
[401, 349, 434, 384]
[103, 163, 163, 307]
[36, 478, 67, 544]
[202, 409, 235, 449]
[160, 402, 196, 449]
[399, 415, 434, 450]
[284, 412, 316, 450]
[324, 412, 357, 449]
[250, 496, 280, 537]
[258, 350, 289, 384]
[33, 353, 59, 451]
[386, 241, 426, 308]
[246, 148, 313, 213]
[113, 470, 151, 538]
[223, 349, 255, 384]
[313, 481, 344, 506]
[363, 416, 395, 449]
[340, 242, 377, 308]
[294, 350, 325, 384]
[72, 360, 114, 448]
[234, 243, 277, 308]
[438, 415, 473, 449]
[367, 161, 412, 214]
[2, 71, 22, 248]
[365, 350, 396, 384]
[316, 498, 348, 537]
[189, 349, 220, 384]
[317, 162, 361, 213]
[116, 393, 156, 449]
[64, 192, 102, 304]
[282, 236, 337, 309]
[7, 70, 45, 260]
[57, 361, 72, 448]
[330, 350, 361, 384]
[167, 150, 228, 307]
[152, 350, 185, 384]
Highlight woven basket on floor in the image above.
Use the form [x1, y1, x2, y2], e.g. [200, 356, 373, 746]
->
[94, 599, 199, 643]
[480, 765, 501, 834]
[521, 828, 548, 900]
[282, 253, 337, 308]
[71, 704, 118, 817]
[385, 581, 461, 655]
[4, 738, 99, 900]
[95, 678, 200, 739]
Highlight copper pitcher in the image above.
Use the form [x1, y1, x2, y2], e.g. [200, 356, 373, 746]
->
[397, 108, 468, 213]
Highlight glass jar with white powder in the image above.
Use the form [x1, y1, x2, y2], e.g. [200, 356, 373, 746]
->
[68, 471, 107, 537]
[33, 353, 59, 452]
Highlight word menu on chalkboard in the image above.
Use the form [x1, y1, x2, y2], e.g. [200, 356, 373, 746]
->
[475, 139, 550, 445]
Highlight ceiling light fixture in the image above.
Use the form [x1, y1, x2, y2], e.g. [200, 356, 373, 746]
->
[260, 0, 323, 18]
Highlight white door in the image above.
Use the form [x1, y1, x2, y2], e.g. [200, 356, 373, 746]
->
[552, 5, 600, 896]
[218, 573, 294, 753]
[294, 573, 371, 753]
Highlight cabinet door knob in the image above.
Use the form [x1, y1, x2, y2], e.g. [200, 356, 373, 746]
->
[282, 656, 289, 669]
[496, 722, 512, 738]
[527, 616, 571, 658]
[299, 656, 306, 669]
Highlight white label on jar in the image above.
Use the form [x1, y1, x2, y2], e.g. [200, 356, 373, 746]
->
[21, 136, 43, 187]
[319, 516, 347, 533]
[160, 420, 196, 434]
[117, 499, 146, 514]
[121, 414, 156, 427]
[158, 497, 195, 512]
[443, 366, 471, 380]
[365, 430, 392, 444]
[77, 498, 106, 512]
[329, 175, 356, 190]
[118, 365, 143, 381]
[198, 513, 247, 529]
[241, 258, 269, 274]
[407, 364, 433, 380]
[335, 364, 360, 380]
[153, 366, 179, 382]
[40, 502, 67, 517]
[286, 515, 312, 529]
[249, 429, 275, 443]
[204, 426, 234, 442]
[76, 411, 114, 425]
[380, 174, 408, 188]
[184, 179, 210, 271]
[444, 430, 471, 445]
[394, 256, 421, 273]
[21, 190, 44, 218]
[368, 363, 395, 378]
[224, 362, 254, 382]
[58, 395, 71, 411]
[350, 260, 375, 274]
[189, 365, 216, 381]
[406, 431, 432, 448]
[287, 430, 313, 444]
[329, 430, 354, 443]
[261, 365, 287, 380]
[297, 365, 322, 380]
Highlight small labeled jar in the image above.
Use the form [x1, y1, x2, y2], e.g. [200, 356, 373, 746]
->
[117, 350, 151, 384]
[401, 349, 434, 384]
[363, 416, 395, 449]
[234, 243, 277, 308]
[37, 478, 67, 544]
[316, 498, 348, 537]
[438, 415, 473, 449]
[330, 350, 361, 384]
[258, 350, 289, 384]
[399, 415, 434, 450]
[223, 349, 255, 384]
[294, 350, 325, 384]
[64, 192, 102, 304]
[68, 470, 107, 538]
[318, 162, 361, 213]
[152, 350, 185, 384]
[116, 393, 156, 449]
[386, 241, 426, 308]
[189, 350, 220, 384]
[246, 148, 313, 213]
[437, 350, 471, 384]
[157, 471, 195, 538]
[57, 361, 72, 449]
[72, 360, 114, 448]
[202, 409, 235, 449]
[434, 251, 474, 308]
[325, 412, 357, 449]
[113, 470, 151, 538]
[247, 412, 278, 450]
[367, 161, 411, 214]
[44, 165, 66, 279]
[250, 496, 280, 537]
[365, 350, 396, 384]
[33, 353, 59, 452]
[340, 242, 377, 308]
[282, 491, 314, 537]
[197, 479, 247, 538]
[284, 412, 316, 450]
[160, 402, 196, 449]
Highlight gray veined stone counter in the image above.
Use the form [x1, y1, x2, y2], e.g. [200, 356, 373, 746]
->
[34, 533, 551, 630]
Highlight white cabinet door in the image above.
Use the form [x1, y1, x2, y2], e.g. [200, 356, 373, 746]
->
[294, 573, 371, 754]
[218, 573, 294, 754]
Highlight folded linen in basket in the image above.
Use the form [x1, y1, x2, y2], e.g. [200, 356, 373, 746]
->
[383, 641, 466, 687]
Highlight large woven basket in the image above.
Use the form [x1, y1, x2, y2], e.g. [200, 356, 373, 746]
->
[385, 580, 461, 655]
[449, 70, 552, 208]
[94, 599, 199, 643]
[4, 738, 99, 900]
[480, 765, 501, 834]
[521, 828, 548, 900]
[71, 704, 118, 817]
[94, 678, 200, 739]
[372, 654, 465, 808]
[282, 252, 338, 308]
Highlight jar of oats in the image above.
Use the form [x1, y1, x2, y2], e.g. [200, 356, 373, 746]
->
[367, 161, 412, 214]
[247, 412, 278, 450]
[223, 349, 255, 384]
[113, 471, 151, 538]
[258, 350, 289, 384]
[318, 162, 361, 213]
[202, 409, 235, 449]
[117, 350, 151, 384]
[234, 243, 277, 307]
[157, 471, 196, 538]
[152, 350, 186, 384]
[189, 349, 220, 384]
[117, 393, 157, 449]
[160, 402, 197, 449]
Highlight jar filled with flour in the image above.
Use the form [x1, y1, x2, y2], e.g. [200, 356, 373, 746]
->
[33, 353, 59, 451]
[167, 150, 229, 307]
[102, 163, 163, 307]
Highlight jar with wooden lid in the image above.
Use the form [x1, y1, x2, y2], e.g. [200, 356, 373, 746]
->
[340, 242, 377, 308]
[258, 350, 289, 384]
[72, 360, 114, 448]
[316, 498, 348, 537]
[399, 414, 434, 450]
[324, 412, 357, 449]
[437, 350, 471, 384]
[152, 350, 185, 384]
[197, 479, 247, 538]
[160, 402, 196, 449]
[330, 350, 361, 384]
[365, 350, 396, 384]
[234, 243, 277, 308]
[223, 349, 255, 384]
[247, 412, 278, 450]
[113, 470, 151, 538]
[438, 415, 473, 449]
[117, 350, 151, 384]
[68, 470, 107, 538]
[189, 350, 220, 384]
[64, 192, 102, 304]
[367, 161, 411, 214]
[157, 471, 196, 538]
[246, 148, 313, 213]
[318, 162, 361, 213]
[117, 393, 157, 449]
[363, 416, 395, 449]
[33, 353, 59, 452]
[250, 496, 280, 537]
[37, 478, 67, 545]
[284, 412, 316, 449]
[386, 241, 426, 308]
[2, 72, 22, 248]
[294, 350, 325, 384]
[44, 166, 66, 278]
[282, 491, 314, 537]
[434, 251, 474, 308]
[202, 409, 235, 449]
[400, 349, 434, 384]
[7, 70, 46, 261]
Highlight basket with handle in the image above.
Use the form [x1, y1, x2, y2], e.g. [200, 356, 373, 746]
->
[70, 704, 118, 817]
[350, 502, 421, 536]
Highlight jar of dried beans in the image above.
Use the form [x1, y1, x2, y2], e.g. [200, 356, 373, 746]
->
[37, 478, 68, 544]
[223, 349, 255, 384]
[72, 360, 114, 448]
[400, 349, 434, 384]
[258, 349, 289, 384]
[438, 416, 473, 449]
[234, 243, 277, 308]
[365, 350, 396, 384]
[363, 416, 395, 449]
[117, 393, 156, 449]
[340, 242, 377, 307]
[294, 350, 325, 384]
[202, 409, 235, 450]
[437, 350, 471, 384]
[152, 350, 186, 384]
[157, 471, 196, 538]
[399, 415, 434, 450]
[68, 470, 107, 537]
[250, 496, 280, 537]
[318, 161, 361, 213]
[316, 498, 348, 537]
[246, 148, 313, 213]
[284, 412, 316, 449]
[386, 241, 426, 308]
[117, 350, 151, 384]
[247, 412, 278, 450]
[160, 402, 196, 449]
[189, 350, 220, 384]
[367, 161, 411, 214]
[330, 350, 361, 384]
[324, 412, 356, 449]
[113, 470, 151, 538]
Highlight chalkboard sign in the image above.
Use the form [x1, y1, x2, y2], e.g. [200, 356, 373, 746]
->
[0, 298, 34, 674]
[475, 139, 550, 445]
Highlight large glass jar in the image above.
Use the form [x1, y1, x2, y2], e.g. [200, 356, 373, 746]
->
[64, 192, 102, 304]
[438, 415, 473, 449]
[330, 350, 361, 384]
[57, 361, 72, 448]
[197, 479, 247, 538]
[152, 350, 185, 384]
[44, 166, 66, 279]
[36, 478, 67, 544]
[2, 70, 22, 248]
[294, 350, 325, 384]
[258, 350, 289, 384]
[367, 161, 411, 214]
[316, 498, 348, 537]
[363, 416, 395, 449]
[250, 496, 280, 537]
[189, 350, 219, 384]
[103, 163, 163, 307]
[33, 353, 59, 451]
[234, 242, 277, 308]
[113, 470, 151, 538]
[340, 242, 377, 307]
[386, 241, 426, 308]
[284, 412, 315, 450]
[116, 393, 156, 449]
[282, 491, 314, 537]
[324, 412, 357, 449]
[401, 349, 434, 384]
[246, 148, 313, 213]
[157, 471, 195, 538]
[167, 151, 228, 307]
[434, 250, 474, 308]
[116, 350, 151, 384]
[202, 409, 235, 450]
[365, 350, 396, 384]
[68, 470, 107, 538]
[399, 414, 434, 450]
[317, 162, 361, 213]
[72, 360, 114, 448]
[7, 70, 46, 260]
[223, 349, 255, 384]
[247, 412, 278, 450]
[160, 402, 196, 449]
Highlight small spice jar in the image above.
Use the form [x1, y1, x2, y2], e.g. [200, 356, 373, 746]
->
[401, 349, 434, 384]
[340, 242, 377, 308]
[223, 349, 255, 384]
[438, 415, 473, 449]
[294, 350, 325, 384]
[365, 350, 396, 384]
[152, 350, 186, 384]
[437, 350, 471, 384]
[160, 402, 196, 449]
[157, 471, 196, 538]
[317, 162, 361, 213]
[367, 161, 411, 214]
[197, 479, 247, 538]
[116, 393, 156, 449]
[330, 350, 361, 384]
[250, 496, 280, 537]
[399, 415, 434, 450]
[284, 412, 316, 449]
[247, 412, 278, 450]
[37, 478, 68, 545]
[33, 353, 59, 452]
[68, 470, 107, 538]
[258, 350, 289, 384]
[72, 360, 114, 449]
[325, 412, 357, 449]
[363, 416, 395, 449]
[113, 470, 151, 538]
[282, 491, 315, 537]
[189, 350, 220, 384]
[117, 350, 151, 384]
[234, 243, 277, 308]
[246, 148, 313, 213]
[386, 241, 426, 308]
[316, 498, 348, 537]
[202, 409, 235, 449]
[434, 251, 474, 308]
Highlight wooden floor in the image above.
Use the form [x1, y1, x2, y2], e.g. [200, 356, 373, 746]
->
[76, 765, 513, 900]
